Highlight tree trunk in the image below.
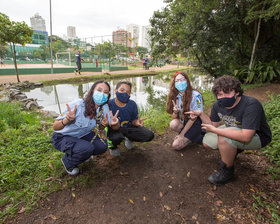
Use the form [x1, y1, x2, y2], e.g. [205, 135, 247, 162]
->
[12, 42, 20, 82]
[248, 17, 261, 76]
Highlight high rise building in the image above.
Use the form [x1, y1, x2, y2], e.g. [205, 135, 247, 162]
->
[126, 24, 140, 48]
[112, 29, 131, 47]
[67, 26, 76, 38]
[141, 25, 151, 50]
[30, 13, 46, 31]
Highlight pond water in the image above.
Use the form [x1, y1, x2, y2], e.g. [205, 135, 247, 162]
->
[23, 70, 214, 114]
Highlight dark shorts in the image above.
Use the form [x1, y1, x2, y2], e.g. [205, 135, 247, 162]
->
[180, 118, 206, 143]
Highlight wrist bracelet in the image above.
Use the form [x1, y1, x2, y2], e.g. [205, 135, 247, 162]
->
[61, 119, 66, 126]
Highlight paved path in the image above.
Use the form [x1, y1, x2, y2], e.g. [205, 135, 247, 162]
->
[0, 65, 181, 84]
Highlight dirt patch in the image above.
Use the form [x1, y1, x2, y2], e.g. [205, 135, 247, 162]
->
[6, 84, 280, 224]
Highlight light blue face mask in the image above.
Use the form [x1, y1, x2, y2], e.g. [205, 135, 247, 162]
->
[175, 81, 187, 92]
[93, 91, 108, 105]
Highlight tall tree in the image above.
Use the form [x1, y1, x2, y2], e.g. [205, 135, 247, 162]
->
[0, 13, 33, 82]
[149, 0, 280, 79]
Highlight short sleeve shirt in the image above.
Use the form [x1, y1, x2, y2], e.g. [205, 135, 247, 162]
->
[75, 53, 81, 63]
[109, 98, 138, 128]
[210, 95, 271, 147]
[54, 99, 111, 138]
[177, 90, 203, 121]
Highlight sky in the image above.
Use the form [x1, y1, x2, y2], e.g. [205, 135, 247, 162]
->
[2, 0, 166, 42]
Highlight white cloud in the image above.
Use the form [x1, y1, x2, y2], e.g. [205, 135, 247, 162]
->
[2, 0, 166, 38]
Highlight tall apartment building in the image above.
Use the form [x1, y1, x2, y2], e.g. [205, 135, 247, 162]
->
[30, 13, 46, 31]
[126, 24, 140, 48]
[141, 25, 151, 50]
[112, 29, 131, 47]
[67, 26, 76, 38]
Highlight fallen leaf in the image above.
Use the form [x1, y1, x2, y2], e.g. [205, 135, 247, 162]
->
[120, 171, 128, 176]
[44, 177, 53, 182]
[160, 192, 163, 198]
[72, 192, 76, 198]
[143, 196, 146, 201]
[222, 208, 227, 213]
[192, 214, 198, 220]
[164, 205, 171, 211]
[217, 214, 226, 221]
[49, 214, 57, 220]
[18, 207, 26, 214]
[215, 200, 223, 207]
[48, 163, 54, 170]
[206, 190, 215, 197]
[187, 171, 191, 178]
[129, 199, 134, 204]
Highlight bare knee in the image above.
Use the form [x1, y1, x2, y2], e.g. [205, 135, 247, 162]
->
[203, 142, 214, 150]
[170, 119, 182, 132]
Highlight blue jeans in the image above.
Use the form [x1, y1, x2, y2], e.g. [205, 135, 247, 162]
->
[51, 132, 107, 169]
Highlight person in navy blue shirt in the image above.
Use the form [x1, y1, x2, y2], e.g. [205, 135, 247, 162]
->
[75, 50, 84, 75]
[51, 80, 119, 175]
[108, 80, 154, 156]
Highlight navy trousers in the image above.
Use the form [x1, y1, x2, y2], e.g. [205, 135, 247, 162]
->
[108, 126, 154, 148]
[51, 132, 107, 169]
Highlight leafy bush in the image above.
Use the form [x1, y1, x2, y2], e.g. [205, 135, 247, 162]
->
[234, 60, 280, 84]
[262, 94, 280, 177]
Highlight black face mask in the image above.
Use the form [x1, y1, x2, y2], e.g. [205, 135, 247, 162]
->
[217, 95, 236, 108]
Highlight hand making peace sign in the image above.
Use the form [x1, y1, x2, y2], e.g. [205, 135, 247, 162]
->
[66, 104, 77, 121]
[134, 114, 147, 127]
[172, 99, 180, 114]
[109, 110, 119, 127]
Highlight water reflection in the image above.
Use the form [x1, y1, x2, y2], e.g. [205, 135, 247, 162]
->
[23, 71, 213, 114]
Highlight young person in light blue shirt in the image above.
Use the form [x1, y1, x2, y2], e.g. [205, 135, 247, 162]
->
[166, 72, 205, 150]
[51, 80, 119, 175]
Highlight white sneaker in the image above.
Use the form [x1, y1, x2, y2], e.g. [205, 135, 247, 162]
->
[61, 158, 79, 175]
[109, 148, 120, 157]
[124, 137, 134, 150]
[85, 155, 94, 162]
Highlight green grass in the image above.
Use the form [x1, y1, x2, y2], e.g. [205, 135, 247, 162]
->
[0, 102, 63, 222]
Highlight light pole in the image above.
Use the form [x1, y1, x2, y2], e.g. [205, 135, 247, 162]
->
[49, 0, 54, 73]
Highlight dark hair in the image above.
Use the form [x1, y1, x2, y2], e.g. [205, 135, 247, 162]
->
[212, 75, 243, 97]
[166, 72, 199, 120]
[116, 80, 132, 90]
[84, 80, 111, 119]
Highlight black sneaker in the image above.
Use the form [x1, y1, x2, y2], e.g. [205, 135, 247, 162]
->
[208, 161, 234, 185]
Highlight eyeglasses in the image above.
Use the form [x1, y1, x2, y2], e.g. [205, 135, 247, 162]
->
[175, 78, 186, 82]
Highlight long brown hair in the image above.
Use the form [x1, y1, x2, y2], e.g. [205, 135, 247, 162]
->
[166, 72, 194, 120]
[84, 80, 111, 119]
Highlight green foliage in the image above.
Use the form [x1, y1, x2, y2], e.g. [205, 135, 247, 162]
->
[262, 95, 280, 176]
[252, 194, 280, 223]
[149, 0, 280, 78]
[234, 60, 280, 84]
[0, 102, 62, 221]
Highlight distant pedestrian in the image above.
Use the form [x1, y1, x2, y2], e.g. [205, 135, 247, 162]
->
[75, 50, 84, 75]
[143, 55, 150, 70]
[142, 58, 145, 70]
[0, 57, 4, 67]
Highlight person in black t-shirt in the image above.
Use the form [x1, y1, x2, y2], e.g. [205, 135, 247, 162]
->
[187, 75, 271, 185]
[107, 80, 154, 157]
